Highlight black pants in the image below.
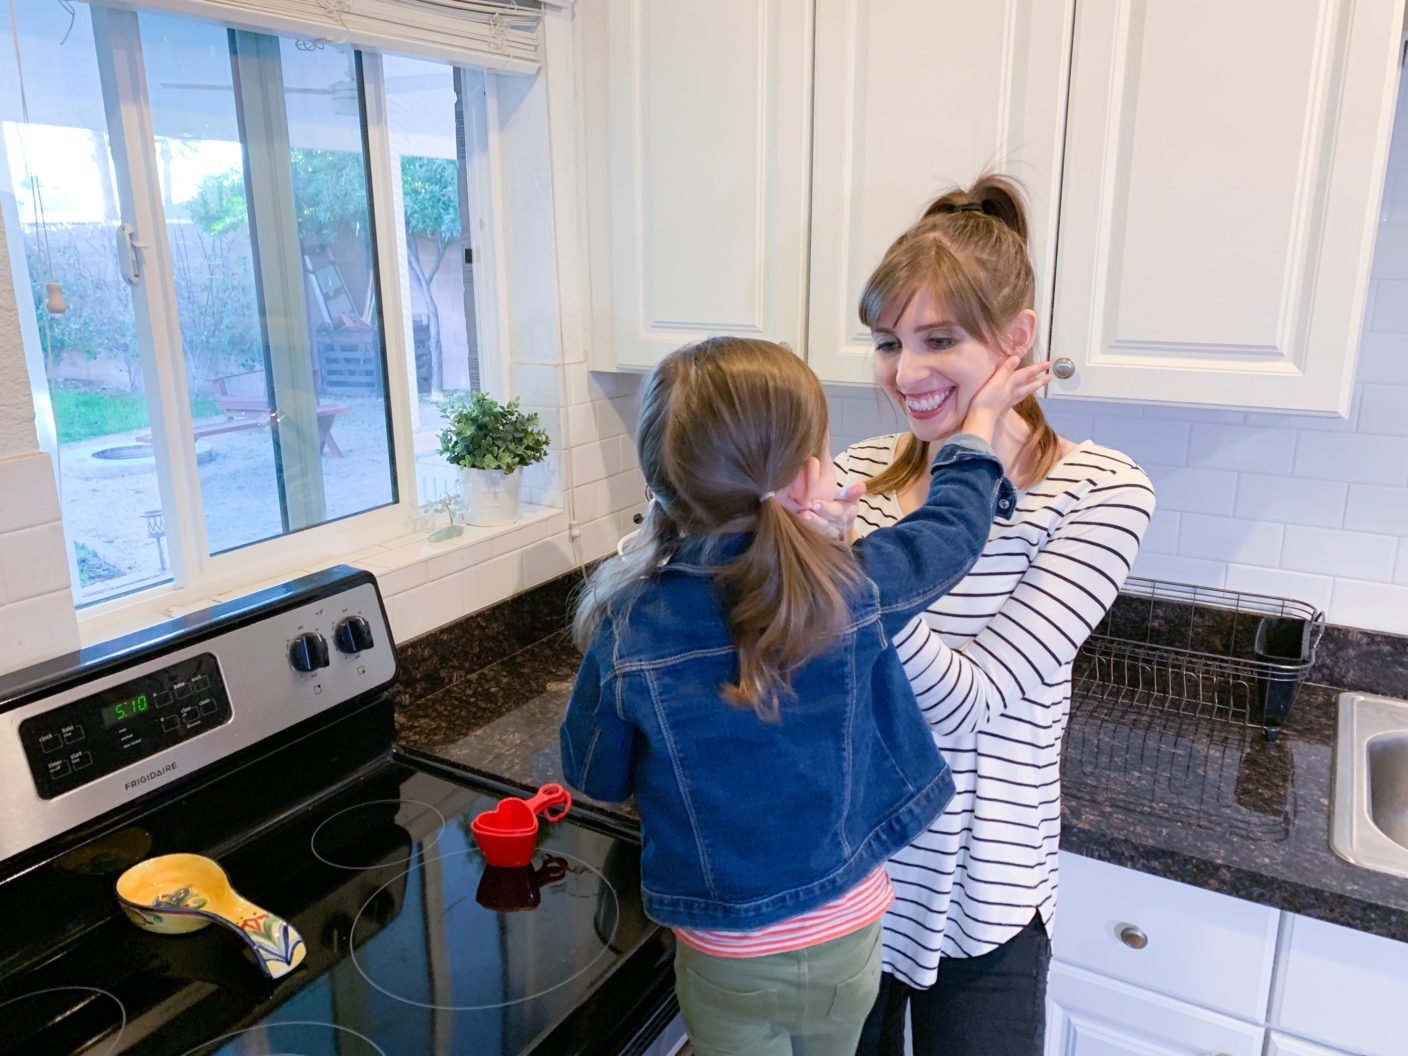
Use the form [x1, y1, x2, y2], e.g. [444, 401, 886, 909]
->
[854, 913, 1051, 1056]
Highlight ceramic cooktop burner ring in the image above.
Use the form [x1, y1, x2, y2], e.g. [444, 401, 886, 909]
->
[0, 986, 126, 1056]
[175, 1020, 388, 1056]
[310, 798, 447, 870]
[350, 848, 621, 1011]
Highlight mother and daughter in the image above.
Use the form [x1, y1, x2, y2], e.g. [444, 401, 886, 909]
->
[561, 175, 1154, 1056]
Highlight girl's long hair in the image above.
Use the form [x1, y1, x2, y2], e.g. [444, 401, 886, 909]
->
[861, 173, 1062, 496]
[572, 337, 862, 719]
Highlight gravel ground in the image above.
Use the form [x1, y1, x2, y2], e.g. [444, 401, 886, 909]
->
[61, 397, 402, 600]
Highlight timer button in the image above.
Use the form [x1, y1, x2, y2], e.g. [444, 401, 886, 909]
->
[61, 724, 85, 744]
[39, 732, 60, 754]
[289, 632, 331, 673]
[334, 616, 375, 655]
[47, 758, 71, 779]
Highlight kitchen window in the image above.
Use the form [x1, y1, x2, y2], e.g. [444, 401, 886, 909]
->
[0, 2, 501, 609]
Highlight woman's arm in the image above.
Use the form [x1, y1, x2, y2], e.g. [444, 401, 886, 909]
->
[559, 626, 636, 802]
[895, 462, 1155, 736]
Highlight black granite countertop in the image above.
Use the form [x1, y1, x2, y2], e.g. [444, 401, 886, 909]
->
[393, 631, 1408, 943]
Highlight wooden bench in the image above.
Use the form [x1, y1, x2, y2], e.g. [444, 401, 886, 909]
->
[137, 371, 350, 456]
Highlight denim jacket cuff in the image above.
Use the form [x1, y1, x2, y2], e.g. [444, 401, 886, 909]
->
[931, 434, 1019, 514]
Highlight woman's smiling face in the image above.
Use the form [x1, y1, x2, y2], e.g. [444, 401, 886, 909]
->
[872, 285, 1010, 443]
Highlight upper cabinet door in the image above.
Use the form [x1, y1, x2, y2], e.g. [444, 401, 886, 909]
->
[589, 0, 813, 372]
[806, 0, 1074, 384]
[1048, 0, 1404, 415]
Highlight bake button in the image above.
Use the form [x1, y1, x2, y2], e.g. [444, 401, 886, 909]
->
[198, 698, 216, 716]
[47, 758, 71, 779]
[38, 732, 61, 753]
[61, 724, 85, 744]
[174, 682, 193, 700]
[160, 715, 179, 733]
[153, 690, 173, 709]
[71, 751, 92, 771]
[192, 675, 211, 692]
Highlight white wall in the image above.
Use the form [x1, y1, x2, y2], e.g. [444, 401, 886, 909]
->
[831, 76, 1408, 636]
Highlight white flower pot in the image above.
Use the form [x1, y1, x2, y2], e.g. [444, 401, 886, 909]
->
[461, 466, 523, 526]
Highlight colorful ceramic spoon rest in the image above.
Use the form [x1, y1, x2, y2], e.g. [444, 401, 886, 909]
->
[115, 852, 306, 979]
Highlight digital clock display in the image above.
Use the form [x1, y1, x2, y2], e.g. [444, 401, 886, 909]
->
[101, 694, 151, 728]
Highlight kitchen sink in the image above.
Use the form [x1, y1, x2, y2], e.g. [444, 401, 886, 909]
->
[1332, 693, 1408, 878]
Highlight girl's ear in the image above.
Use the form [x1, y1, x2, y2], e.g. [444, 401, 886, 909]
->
[1004, 308, 1038, 359]
[776, 457, 822, 512]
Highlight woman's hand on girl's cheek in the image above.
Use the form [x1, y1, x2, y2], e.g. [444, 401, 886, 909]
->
[797, 481, 866, 543]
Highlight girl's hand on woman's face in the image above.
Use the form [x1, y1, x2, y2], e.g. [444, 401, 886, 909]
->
[797, 481, 867, 544]
[960, 357, 1053, 443]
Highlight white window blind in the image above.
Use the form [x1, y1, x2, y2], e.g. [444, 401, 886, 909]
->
[95, 0, 547, 72]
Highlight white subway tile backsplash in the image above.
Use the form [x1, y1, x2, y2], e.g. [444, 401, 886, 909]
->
[1356, 384, 1408, 436]
[603, 469, 646, 514]
[1329, 578, 1408, 636]
[1141, 511, 1180, 554]
[1372, 222, 1408, 278]
[1187, 424, 1297, 474]
[1178, 514, 1283, 566]
[1143, 464, 1238, 515]
[1223, 564, 1334, 613]
[1141, 404, 1247, 425]
[1371, 279, 1408, 332]
[1234, 473, 1347, 529]
[0, 522, 71, 602]
[1395, 538, 1408, 586]
[1344, 483, 1408, 535]
[522, 533, 577, 589]
[0, 452, 61, 533]
[464, 552, 524, 610]
[1355, 333, 1408, 386]
[1281, 525, 1399, 580]
[1293, 432, 1408, 486]
[0, 589, 80, 675]
[1091, 416, 1190, 467]
[1131, 551, 1226, 587]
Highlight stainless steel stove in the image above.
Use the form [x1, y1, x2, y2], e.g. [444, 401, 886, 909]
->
[0, 566, 678, 1055]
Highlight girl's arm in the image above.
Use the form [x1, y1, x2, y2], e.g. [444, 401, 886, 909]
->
[559, 625, 636, 802]
[895, 460, 1154, 736]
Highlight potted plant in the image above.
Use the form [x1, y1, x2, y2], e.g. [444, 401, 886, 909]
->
[436, 392, 550, 526]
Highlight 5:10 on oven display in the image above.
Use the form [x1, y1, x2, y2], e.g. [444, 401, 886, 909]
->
[101, 694, 151, 728]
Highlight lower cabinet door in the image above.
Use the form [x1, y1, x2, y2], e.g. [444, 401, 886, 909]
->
[1265, 1032, 1356, 1056]
[1045, 963, 1264, 1056]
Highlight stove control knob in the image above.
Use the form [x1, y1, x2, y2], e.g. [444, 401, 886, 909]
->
[289, 632, 331, 673]
[334, 615, 375, 655]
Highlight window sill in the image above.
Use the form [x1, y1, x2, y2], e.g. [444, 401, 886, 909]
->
[77, 504, 579, 647]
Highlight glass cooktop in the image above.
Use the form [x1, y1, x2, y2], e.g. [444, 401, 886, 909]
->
[0, 757, 667, 1055]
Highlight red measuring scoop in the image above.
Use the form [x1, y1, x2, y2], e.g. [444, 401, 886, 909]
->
[470, 783, 573, 868]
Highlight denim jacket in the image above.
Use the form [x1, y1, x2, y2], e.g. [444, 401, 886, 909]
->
[560, 437, 1014, 930]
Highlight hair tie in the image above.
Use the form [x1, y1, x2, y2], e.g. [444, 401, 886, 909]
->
[954, 201, 988, 214]
[759, 491, 776, 503]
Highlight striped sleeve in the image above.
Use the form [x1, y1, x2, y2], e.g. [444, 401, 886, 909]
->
[897, 462, 1155, 736]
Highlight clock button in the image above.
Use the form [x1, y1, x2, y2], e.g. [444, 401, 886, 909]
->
[38, 733, 60, 753]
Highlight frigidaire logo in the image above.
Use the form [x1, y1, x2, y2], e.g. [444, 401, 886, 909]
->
[125, 762, 177, 792]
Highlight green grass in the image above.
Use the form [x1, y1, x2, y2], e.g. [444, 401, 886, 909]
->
[75, 542, 124, 587]
[51, 386, 220, 445]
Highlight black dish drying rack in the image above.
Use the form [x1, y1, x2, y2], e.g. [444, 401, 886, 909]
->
[1072, 577, 1325, 741]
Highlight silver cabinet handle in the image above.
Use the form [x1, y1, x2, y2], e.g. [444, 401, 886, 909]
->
[1117, 924, 1148, 950]
[1051, 357, 1076, 380]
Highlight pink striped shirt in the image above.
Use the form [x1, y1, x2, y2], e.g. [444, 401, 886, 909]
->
[672, 867, 892, 958]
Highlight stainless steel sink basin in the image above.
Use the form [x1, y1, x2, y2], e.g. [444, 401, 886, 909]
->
[1332, 693, 1408, 878]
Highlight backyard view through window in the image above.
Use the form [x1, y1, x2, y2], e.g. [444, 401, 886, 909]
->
[0, 4, 485, 607]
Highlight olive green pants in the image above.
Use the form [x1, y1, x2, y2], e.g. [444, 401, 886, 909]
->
[674, 921, 883, 1056]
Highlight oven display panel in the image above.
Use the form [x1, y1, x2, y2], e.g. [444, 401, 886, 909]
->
[18, 653, 231, 800]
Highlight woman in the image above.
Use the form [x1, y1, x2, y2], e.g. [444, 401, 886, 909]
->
[841, 175, 1155, 1055]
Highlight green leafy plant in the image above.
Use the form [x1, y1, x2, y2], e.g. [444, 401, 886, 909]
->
[436, 392, 550, 473]
[421, 492, 467, 542]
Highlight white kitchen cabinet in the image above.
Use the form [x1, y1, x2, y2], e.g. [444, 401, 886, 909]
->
[1265, 1033, 1355, 1056]
[805, 0, 1072, 383]
[1054, 853, 1278, 1022]
[1048, 0, 1404, 415]
[583, 0, 813, 373]
[1268, 912, 1408, 1056]
[1044, 962, 1265, 1056]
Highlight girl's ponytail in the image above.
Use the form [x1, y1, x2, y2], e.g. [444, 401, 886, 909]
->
[718, 497, 861, 720]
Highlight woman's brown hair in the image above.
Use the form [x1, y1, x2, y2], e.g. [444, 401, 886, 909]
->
[572, 337, 862, 719]
[860, 173, 1061, 496]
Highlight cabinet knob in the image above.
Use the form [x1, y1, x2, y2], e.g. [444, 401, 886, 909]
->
[1051, 357, 1076, 380]
[1117, 923, 1148, 950]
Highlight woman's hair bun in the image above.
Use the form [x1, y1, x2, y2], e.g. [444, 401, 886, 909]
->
[922, 172, 1030, 248]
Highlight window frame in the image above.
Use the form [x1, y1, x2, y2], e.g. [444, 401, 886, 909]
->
[9, 5, 509, 624]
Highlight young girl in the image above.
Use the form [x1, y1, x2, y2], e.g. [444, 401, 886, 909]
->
[559, 336, 1048, 1056]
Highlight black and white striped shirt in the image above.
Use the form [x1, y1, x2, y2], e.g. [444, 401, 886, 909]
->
[837, 436, 1154, 985]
